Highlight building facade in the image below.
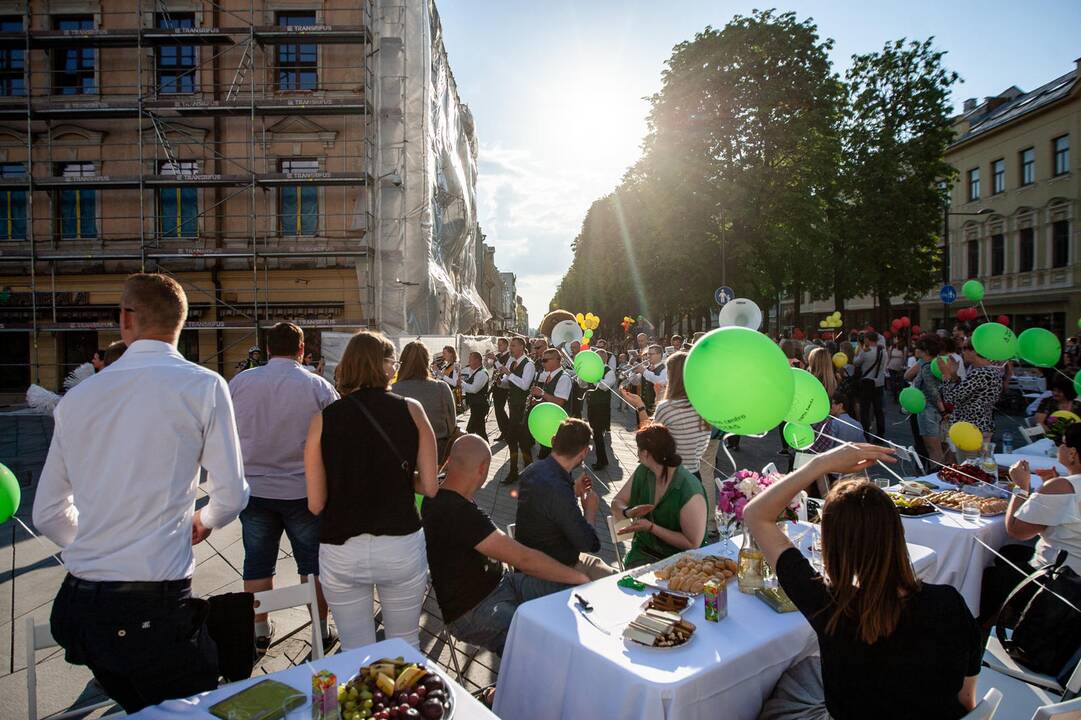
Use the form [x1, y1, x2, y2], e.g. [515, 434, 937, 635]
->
[925, 59, 1080, 336]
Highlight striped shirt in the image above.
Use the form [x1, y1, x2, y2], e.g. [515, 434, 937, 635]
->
[653, 398, 712, 474]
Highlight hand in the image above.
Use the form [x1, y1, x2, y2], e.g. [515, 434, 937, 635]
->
[1009, 460, 1032, 490]
[620, 388, 645, 410]
[191, 510, 212, 545]
[618, 518, 653, 535]
[573, 473, 592, 497]
[812, 443, 896, 476]
[581, 490, 599, 515]
[530, 386, 543, 398]
[624, 503, 655, 519]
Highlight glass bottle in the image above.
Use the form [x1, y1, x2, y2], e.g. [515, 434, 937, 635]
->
[737, 531, 765, 594]
[979, 440, 997, 478]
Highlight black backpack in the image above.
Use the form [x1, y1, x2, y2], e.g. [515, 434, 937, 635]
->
[992, 551, 1081, 684]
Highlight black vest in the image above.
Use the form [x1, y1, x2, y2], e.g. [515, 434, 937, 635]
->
[542, 369, 565, 398]
[641, 365, 661, 410]
[464, 367, 490, 405]
[508, 356, 531, 408]
[587, 371, 612, 408]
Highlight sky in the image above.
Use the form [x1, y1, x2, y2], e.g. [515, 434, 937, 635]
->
[437, 0, 1081, 327]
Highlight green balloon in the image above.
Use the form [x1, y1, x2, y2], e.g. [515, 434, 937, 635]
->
[970, 322, 1017, 361]
[0, 462, 19, 524]
[931, 356, 944, 380]
[528, 402, 569, 448]
[1017, 328, 1061, 368]
[583, 329, 593, 339]
[1074, 373, 1081, 398]
[785, 368, 829, 425]
[899, 386, 927, 414]
[573, 349, 605, 384]
[1077, 317, 1081, 332]
[783, 422, 815, 450]
[684, 327, 795, 435]
[414, 492, 424, 517]
[962, 279, 985, 301]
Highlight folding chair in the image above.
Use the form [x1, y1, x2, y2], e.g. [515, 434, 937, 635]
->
[793, 452, 831, 497]
[1034, 696, 1081, 719]
[25, 618, 115, 720]
[962, 688, 1003, 719]
[422, 582, 479, 684]
[1021, 426, 1047, 444]
[252, 573, 324, 660]
[606, 515, 627, 572]
[983, 632, 1081, 699]
[506, 523, 516, 540]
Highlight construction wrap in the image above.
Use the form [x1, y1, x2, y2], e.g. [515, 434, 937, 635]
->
[374, 0, 490, 336]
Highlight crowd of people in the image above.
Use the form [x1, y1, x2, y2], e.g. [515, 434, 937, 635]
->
[28, 272, 1081, 719]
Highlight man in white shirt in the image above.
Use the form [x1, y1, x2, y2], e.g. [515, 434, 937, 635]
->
[531, 349, 574, 459]
[854, 331, 888, 441]
[33, 273, 249, 713]
[461, 351, 491, 441]
[641, 344, 668, 413]
[496, 337, 536, 485]
[490, 337, 512, 441]
[229, 322, 338, 649]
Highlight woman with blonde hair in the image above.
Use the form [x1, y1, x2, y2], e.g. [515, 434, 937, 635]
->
[392, 341, 457, 461]
[305, 331, 439, 650]
[807, 346, 841, 400]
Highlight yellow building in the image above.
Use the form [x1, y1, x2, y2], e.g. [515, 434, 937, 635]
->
[0, 1, 375, 396]
[928, 59, 1080, 334]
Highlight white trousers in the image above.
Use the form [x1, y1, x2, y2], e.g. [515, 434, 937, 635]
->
[318, 529, 429, 650]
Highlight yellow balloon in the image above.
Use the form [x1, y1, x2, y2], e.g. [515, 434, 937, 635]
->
[819, 320, 827, 328]
[831, 311, 841, 319]
[832, 352, 847, 369]
[576, 312, 585, 324]
[948, 421, 983, 452]
[1051, 410, 1081, 424]
[591, 317, 600, 330]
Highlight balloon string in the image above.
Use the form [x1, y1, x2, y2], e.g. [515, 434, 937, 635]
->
[11, 516, 65, 567]
[979, 300, 991, 323]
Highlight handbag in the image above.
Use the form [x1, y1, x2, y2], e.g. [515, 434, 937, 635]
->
[348, 394, 419, 484]
[991, 550, 1081, 682]
[854, 347, 883, 391]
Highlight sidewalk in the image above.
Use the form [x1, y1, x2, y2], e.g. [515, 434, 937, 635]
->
[0, 391, 978, 719]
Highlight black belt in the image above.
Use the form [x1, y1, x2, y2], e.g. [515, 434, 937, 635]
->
[63, 573, 192, 595]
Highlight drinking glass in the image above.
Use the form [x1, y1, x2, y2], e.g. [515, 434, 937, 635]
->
[810, 530, 823, 572]
[962, 500, 981, 523]
[715, 510, 736, 555]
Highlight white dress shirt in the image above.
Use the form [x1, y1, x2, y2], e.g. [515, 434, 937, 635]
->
[33, 339, 250, 582]
[461, 367, 489, 394]
[538, 369, 573, 401]
[643, 364, 668, 386]
[440, 363, 460, 387]
[506, 355, 536, 390]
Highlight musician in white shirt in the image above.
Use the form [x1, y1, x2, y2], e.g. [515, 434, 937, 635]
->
[490, 337, 512, 441]
[497, 337, 536, 484]
[33, 273, 249, 713]
[461, 351, 491, 441]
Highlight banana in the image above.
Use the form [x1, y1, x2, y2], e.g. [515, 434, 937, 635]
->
[375, 672, 395, 697]
[394, 665, 427, 692]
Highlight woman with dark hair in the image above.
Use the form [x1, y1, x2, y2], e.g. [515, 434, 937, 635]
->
[610, 424, 707, 568]
[940, 337, 1004, 442]
[1034, 376, 1081, 431]
[392, 341, 457, 461]
[746, 444, 982, 719]
[305, 331, 439, 650]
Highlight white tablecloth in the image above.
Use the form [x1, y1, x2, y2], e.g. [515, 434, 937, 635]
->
[493, 534, 936, 720]
[1015, 438, 1056, 458]
[896, 453, 1064, 614]
[128, 638, 496, 720]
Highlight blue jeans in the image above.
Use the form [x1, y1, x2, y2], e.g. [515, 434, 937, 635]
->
[239, 496, 320, 580]
[447, 572, 563, 656]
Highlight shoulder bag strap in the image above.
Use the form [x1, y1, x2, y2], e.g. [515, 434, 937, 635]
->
[989, 555, 1065, 636]
[349, 393, 412, 474]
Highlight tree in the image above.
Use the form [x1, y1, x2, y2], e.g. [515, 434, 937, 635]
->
[842, 38, 959, 327]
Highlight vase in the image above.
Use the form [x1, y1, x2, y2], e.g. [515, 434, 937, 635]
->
[737, 530, 766, 594]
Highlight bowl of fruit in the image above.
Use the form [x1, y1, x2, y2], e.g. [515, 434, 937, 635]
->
[339, 657, 453, 720]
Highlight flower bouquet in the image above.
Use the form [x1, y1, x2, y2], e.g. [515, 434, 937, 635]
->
[1047, 412, 1080, 446]
[717, 469, 799, 526]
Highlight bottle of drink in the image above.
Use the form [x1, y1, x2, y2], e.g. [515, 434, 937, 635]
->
[1002, 431, 1014, 454]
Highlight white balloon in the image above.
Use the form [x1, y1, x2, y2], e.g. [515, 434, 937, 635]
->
[718, 298, 763, 331]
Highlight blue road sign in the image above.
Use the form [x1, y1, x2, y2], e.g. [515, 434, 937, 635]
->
[940, 285, 957, 304]
[715, 286, 735, 306]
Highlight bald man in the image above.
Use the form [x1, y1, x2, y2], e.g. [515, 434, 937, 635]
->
[421, 435, 587, 655]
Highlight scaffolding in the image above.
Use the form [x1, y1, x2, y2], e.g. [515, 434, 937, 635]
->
[0, 0, 378, 389]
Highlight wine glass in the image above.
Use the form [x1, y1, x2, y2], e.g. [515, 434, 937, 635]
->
[715, 509, 736, 555]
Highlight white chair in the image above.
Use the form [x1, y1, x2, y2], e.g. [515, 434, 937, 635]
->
[962, 688, 1003, 719]
[506, 522, 516, 540]
[900, 445, 926, 475]
[1021, 425, 1047, 443]
[606, 515, 626, 572]
[252, 574, 324, 660]
[795, 490, 808, 522]
[1035, 697, 1081, 719]
[792, 452, 815, 470]
[26, 618, 116, 720]
[760, 462, 779, 476]
[983, 631, 1081, 698]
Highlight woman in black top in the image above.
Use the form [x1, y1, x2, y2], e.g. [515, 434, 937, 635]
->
[744, 444, 983, 720]
[305, 331, 438, 650]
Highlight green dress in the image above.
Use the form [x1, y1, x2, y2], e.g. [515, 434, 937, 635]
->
[623, 464, 706, 569]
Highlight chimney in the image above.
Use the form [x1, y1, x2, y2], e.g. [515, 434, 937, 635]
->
[963, 98, 977, 113]
[1076, 57, 1081, 74]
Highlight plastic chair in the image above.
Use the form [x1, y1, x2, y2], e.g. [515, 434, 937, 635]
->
[983, 631, 1081, 698]
[1021, 426, 1047, 443]
[25, 618, 116, 720]
[606, 515, 627, 572]
[1034, 696, 1081, 719]
[506, 522, 516, 540]
[962, 688, 1003, 719]
[252, 574, 324, 660]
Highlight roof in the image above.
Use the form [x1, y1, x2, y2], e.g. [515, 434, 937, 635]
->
[950, 67, 1078, 148]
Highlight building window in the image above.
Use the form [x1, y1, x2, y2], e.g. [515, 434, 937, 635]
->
[1020, 147, 1035, 186]
[279, 159, 318, 235]
[0, 163, 26, 240]
[991, 159, 1005, 194]
[51, 16, 95, 95]
[275, 11, 317, 91]
[967, 168, 980, 201]
[159, 161, 198, 238]
[58, 163, 96, 239]
[966, 240, 979, 278]
[1019, 227, 1034, 272]
[991, 234, 1004, 276]
[156, 13, 196, 94]
[0, 16, 24, 97]
[1054, 135, 1070, 177]
[1052, 220, 1070, 268]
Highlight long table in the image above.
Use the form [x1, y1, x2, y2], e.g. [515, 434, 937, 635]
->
[893, 452, 1063, 614]
[493, 532, 936, 720]
[128, 638, 497, 720]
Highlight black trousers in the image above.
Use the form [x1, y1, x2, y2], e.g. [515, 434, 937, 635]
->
[588, 401, 611, 466]
[50, 574, 219, 714]
[491, 387, 509, 435]
[859, 382, 886, 441]
[507, 401, 531, 469]
[466, 399, 489, 441]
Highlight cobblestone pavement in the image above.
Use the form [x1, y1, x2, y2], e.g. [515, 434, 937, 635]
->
[0, 391, 1022, 719]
